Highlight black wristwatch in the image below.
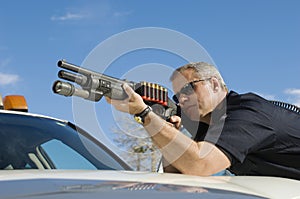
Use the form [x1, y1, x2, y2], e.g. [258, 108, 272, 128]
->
[134, 106, 152, 124]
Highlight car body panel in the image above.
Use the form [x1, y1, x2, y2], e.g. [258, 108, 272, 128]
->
[0, 170, 299, 199]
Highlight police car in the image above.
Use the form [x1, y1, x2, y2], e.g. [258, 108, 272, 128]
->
[0, 95, 300, 199]
[0, 94, 131, 170]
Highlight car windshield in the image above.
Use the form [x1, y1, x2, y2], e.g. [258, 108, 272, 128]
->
[0, 112, 131, 170]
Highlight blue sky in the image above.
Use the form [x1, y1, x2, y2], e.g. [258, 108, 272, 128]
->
[1, 1, 299, 143]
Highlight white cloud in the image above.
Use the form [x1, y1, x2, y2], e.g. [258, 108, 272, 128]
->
[50, 2, 131, 24]
[51, 12, 87, 21]
[285, 88, 300, 95]
[285, 88, 300, 107]
[254, 89, 300, 107]
[0, 73, 19, 86]
[0, 58, 19, 86]
[113, 11, 132, 17]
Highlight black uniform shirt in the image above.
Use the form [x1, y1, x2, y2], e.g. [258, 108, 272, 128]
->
[184, 91, 300, 180]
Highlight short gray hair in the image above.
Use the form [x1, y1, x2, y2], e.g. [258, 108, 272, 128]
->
[170, 62, 227, 91]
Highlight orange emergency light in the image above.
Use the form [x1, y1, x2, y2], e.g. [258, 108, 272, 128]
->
[3, 95, 28, 112]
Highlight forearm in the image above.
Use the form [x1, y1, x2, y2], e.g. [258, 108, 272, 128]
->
[142, 111, 209, 175]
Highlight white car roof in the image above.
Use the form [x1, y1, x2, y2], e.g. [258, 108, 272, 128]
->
[0, 170, 299, 199]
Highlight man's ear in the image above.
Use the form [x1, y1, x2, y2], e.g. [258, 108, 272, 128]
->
[211, 77, 220, 92]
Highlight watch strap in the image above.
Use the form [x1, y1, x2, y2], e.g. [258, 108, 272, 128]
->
[134, 106, 152, 124]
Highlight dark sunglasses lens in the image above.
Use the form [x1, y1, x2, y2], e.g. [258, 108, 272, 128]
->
[181, 83, 194, 95]
[172, 83, 194, 103]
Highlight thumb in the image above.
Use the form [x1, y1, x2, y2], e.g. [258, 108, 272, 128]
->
[170, 115, 181, 123]
[169, 115, 182, 129]
[122, 83, 135, 98]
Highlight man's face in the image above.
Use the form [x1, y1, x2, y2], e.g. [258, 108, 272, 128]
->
[172, 69, 214, 121]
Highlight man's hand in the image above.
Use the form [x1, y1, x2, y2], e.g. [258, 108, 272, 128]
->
[168, 115, 182, 129]
[105, 83, 148, 115]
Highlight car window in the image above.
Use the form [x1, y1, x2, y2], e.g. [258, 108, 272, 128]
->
[41, 139, 97, 170]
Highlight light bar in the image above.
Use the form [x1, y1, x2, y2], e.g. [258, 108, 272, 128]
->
[3, 95, 28, 112]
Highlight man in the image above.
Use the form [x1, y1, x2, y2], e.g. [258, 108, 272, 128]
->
[106, 62, 300, 180]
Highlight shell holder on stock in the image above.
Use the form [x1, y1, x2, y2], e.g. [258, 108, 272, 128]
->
[134, 81, 168, 107]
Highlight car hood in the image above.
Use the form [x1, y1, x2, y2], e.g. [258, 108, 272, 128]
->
[0, 170, 299, 199]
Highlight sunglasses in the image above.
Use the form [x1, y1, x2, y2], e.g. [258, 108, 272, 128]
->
[172, 78, 211, 104]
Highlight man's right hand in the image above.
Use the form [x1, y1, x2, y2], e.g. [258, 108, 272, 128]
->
[105, 83, 148, 115]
